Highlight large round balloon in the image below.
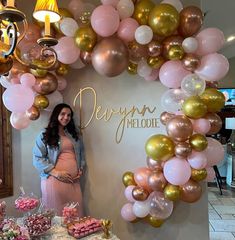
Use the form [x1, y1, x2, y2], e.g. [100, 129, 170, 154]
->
[145, 134, 175, 161]
[34, 73, 58, 95]
[92, 37, 129, 77]
[148, 4, 179, 37]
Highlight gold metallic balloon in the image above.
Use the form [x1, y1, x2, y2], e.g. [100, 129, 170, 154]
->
[205, 112, 222, 135]
[175, 142, 192, 158]
[56, 63, 69, 76]
[148, 170, 167, 192]
[180, 179, 202, 203]
[189, 134, 208, 152]
[145, 215, 164, 228]
[34, 73, 58, 95]
[145, 134, 175, 161]
[148, 40, 162, 57]
[34, 95, 49, 110]
[32, 59, 53, 69]
[133, 0, 155, 25]
[0, 55, 13, 75]
[147, 56, 165, 69]
[52, 8, 73, 34]
[122, 171, 136, 187]
[182, 53, 200, 72]
[148, 4, 179, 36]
[167, 45, 184, 60]
[75, 26, 97, 52]
[166, 115, 193, 142]
[182, 96, 207, 119]
[127, 61, 138, 75]
[164, 184, 181, 201]
[160, 111, 175, 125]
[200, 88, 225, 113]
[80, 51, 92, 65]
[191, 168, 207, 182]
[30, 68, 47, 78]
[162, 35, 183, 58]
[178, 6, 203, 37]
[26, 106, 41, 120]
[132, 186, 149, 201]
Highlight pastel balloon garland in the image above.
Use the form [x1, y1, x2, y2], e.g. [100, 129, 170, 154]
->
[0, 0, 229, 229]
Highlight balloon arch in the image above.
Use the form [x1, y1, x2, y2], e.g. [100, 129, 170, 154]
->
[0, 0, 229, 228]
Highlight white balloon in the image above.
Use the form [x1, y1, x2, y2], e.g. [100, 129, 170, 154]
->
[182, 37, 198, 53]
[0, 76, 12, 88]
[161, 0, 183, 12]
[132, 200, 150, 218]
[161, 89, 187, 112]
[135, 25, 153, 45]
[60, 17, 79, 37]
[181, 73, 206, 96]
[137, 59, 152, 78]
[45, 91, 63, 112]
[116, 0, 134, 20]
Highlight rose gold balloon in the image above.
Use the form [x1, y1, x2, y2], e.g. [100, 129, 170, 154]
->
[92, 37, 129, 77]
[206, 81, 219, 89]
[26, 106, 40, 120]
[9, 60, 29, 78]
[128, 40, 148, 63]
[132, 186, 149, 201]
[148, 40, 162, 57]
[160, 111, 175, 125]
[80, 51, 92, 65]
[175, 142, 192, 158]
[179, 6, 203, 37]
[148, 171, 167, 192]
[34, 73, 58, 95]
[146, 157, 162, 171]
[166, 115, 193, 142]
[205, 113, 222, 135]
[182, 53, 200, 72]
[180, 179, 202, 203]
[162, 35, 183, 58]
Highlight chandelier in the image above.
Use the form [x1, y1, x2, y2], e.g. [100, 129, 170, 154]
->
[0, 0, 61, 76]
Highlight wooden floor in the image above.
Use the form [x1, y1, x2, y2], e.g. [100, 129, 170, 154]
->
[208, 184, 235, 240]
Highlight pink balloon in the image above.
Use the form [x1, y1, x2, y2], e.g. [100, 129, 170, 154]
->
[124, 185, 136, 202]
[117, 18, 139, 42]
[2, 84, 34, 112]
[10, 77, 20, 84]
[205, 137, 225, 167]
[53, 37, 80, 64]
[159, 60, 191, 88]
[134, 167, 152, 192]
[20, 73, 36, 87]
[196, 28, 225, 56]
[91, 5, 120, 37]
[205, 167, 215, 182]
[10, 112, 31, 129]
[195, 53, 229, 82]
[163, 157, 191, 185]
[193, 118, 210, 134]
[121, 203, 136, 221]
[57, 76, 67, 91]
[187, 150, 207, 169]
[101, 0, 119, 7]
[144, 68, 159, 81]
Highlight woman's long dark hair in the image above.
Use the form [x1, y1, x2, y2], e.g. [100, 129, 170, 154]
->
[43, 103, 79, 147]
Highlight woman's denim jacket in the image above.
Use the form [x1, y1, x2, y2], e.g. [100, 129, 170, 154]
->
[33, 130, 86, 179]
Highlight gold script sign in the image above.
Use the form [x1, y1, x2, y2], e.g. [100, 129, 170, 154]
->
[73, 87, 160, 143]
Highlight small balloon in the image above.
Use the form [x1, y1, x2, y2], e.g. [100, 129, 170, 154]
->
[191, 168, 207, 181]
[26, 106, 40, 120]
[146, 157, 162, 171]
[205, 112, 222, 135]
[145, 215, 164, 228]
[122, 171, 136, 187]
[34, 73, 58, 95]
[132, 186, 149, 201]
[34, 95, 49, 110]
[160, 111, 175, 125]
[189, 134, 208, 152]
[148, 171, 167, 192]
[147, 56, 165, 69]
[167, 45, 184, 60]
[56, 63, 69, 76]
[180, 179, 202, 203]
[175, 142, 192, 158]
[164, 184, 181, 201]
[182, 53, 200, 72]
[30, 68, 47, 78]
[80, 51, 92, 65]
[148, 40, 162, 57]
[127, 61, 138, 75]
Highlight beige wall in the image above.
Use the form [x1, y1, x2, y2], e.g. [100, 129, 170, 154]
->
[1, 0, 211, 239]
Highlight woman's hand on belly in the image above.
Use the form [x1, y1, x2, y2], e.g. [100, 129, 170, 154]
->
[72, 168, 83, 182]
[49, 169, 73, 183]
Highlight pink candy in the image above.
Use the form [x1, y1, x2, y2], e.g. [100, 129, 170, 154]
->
[62, 206, 79, 225]
[15, 197, 39, 212]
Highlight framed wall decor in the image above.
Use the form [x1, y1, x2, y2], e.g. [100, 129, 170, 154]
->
[0, 86, 13, 198]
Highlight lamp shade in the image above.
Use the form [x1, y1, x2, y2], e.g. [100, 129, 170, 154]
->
[33, 0, 60, 23]
[225, 117, 235, 130]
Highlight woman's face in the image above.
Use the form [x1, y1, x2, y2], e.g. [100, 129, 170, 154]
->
[58, 107, 72, 127]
